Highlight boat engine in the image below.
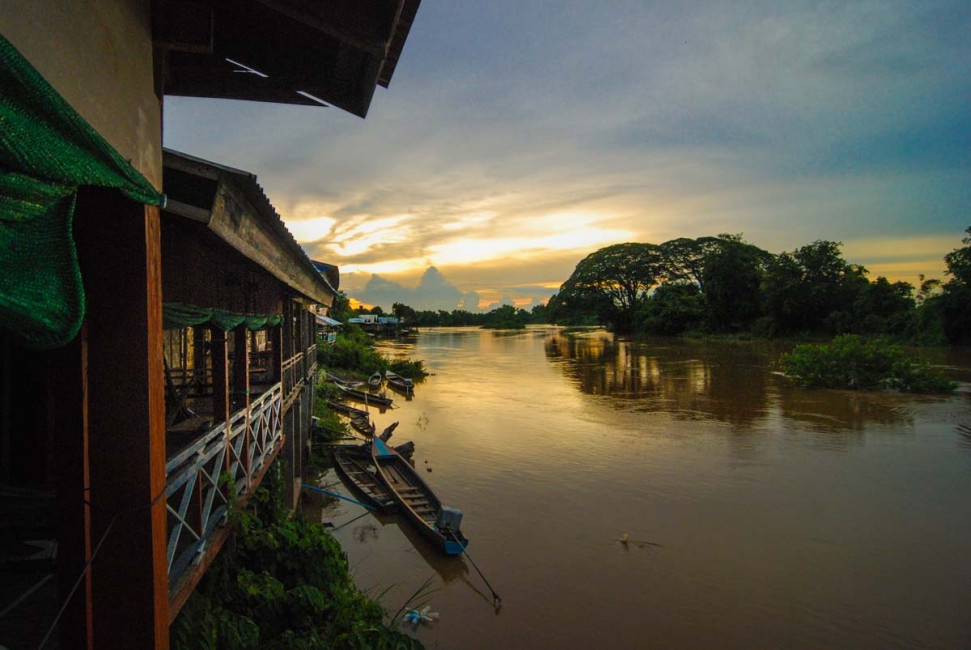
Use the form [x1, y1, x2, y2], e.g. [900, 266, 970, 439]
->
[436, 507, 463, 532]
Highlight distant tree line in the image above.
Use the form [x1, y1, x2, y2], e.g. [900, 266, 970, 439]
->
[546, 228, 971, 345]
[328, 294, 548, 330]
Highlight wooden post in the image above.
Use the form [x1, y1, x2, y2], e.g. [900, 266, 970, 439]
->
[74, 191, 169, 648]
[232, 326, 251, 485]
[191, 326, 206, 393]
[51, 329, 93, 650]
[210, 330, 230, 473]
[269, 325, 282, 384]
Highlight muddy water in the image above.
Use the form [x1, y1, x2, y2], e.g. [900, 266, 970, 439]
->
[302, 327, 971, 649]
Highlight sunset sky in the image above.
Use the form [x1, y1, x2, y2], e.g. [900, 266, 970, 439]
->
[163, 0, 971, 311]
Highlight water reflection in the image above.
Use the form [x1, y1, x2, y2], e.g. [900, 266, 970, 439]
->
[545, 329, 923, 434]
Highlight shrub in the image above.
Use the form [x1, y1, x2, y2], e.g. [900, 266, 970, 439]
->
[780, 334, 957, 393]
[171, 467, 422, 649]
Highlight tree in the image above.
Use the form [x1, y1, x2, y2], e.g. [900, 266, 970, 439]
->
[659, 236, 725, 289]
[938, 227, 971, 344]
[557, 243, 665, 332]
[391, 302, 417, 322]
[762, 241, 868, 335]
[636, 282, 704, 335]
[701, 238, 766, 331]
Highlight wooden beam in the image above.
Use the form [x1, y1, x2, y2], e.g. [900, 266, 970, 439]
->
[74, 192, 169, 648]
[208, 181, 333, 304]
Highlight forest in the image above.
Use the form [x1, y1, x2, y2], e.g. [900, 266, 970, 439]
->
[546, 228, 971, 345]
[337, 228, 970, 346]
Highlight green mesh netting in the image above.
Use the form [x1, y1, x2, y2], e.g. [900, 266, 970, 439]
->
[162, 303, 283, 331]
[0, 33, 163, 349]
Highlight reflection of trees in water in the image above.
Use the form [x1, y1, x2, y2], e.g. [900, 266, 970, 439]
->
[546, 332, 772, 427]
[546, 331, 917, 435]
[777, 387, 914, 444]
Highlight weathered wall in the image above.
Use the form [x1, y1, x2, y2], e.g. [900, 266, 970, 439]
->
[0, 0, 162, 189]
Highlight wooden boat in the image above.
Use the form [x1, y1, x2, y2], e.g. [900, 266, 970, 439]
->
[333, 451, 397, 512]
[367, 371, 383, 389]
[350, 416, 375, 437]
[371, 438, 468, 555]
[336, 384, 393, 407]
[384, 370, 414, 396]
[327, 373, 364, 389]
[327, 400, 369, 419]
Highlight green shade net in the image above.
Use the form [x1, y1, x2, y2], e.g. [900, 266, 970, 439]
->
[0, 33, 164, 349]
[163, 303, 283, 331]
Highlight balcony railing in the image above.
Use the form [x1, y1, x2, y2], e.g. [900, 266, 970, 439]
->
[282, 352, 303, 404]
[164, 382, 283, 590]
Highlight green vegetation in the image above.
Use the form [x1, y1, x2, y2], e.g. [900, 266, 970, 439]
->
[170, 467, 423, 649]
[317, 324, 427, 380]
[546, 227, 971, 347]
[779, 335, 957, 393]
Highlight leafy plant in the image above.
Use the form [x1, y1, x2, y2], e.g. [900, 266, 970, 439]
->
[780, 334, 956, 393]
[171, 467, 423, 648]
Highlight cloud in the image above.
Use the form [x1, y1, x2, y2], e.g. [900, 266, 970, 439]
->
[355, 267, 464, 311]
[162, 1, 971, 297]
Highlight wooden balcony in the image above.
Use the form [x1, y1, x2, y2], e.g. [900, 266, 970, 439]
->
[164, 382, 284, 611]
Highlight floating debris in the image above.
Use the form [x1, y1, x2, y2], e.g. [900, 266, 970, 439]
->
[403, 606, 439, 628]
[619, 532, 662, 549]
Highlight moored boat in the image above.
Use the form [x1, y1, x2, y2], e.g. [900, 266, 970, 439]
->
[368, 371, 383, 389]
[384, 370, 414, 396]
[328, 373, 364, 389]
[370, 438, 468, 555]
[336, 384, 393, 407]
[334, 451, 397, 512]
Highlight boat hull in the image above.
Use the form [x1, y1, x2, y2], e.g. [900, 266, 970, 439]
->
[370, 438, 468, 555]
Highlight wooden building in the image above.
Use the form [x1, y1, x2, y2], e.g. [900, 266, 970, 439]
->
[0, 1, 420, 648]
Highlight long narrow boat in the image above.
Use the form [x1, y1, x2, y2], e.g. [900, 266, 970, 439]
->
[384, 370, 414, 397]
[328, 373, 364, 389]
[370, 438, 468, 555]
[327, 400, 369, 419]
[334, 451, 398, 512]
[336, 384, 393, 407]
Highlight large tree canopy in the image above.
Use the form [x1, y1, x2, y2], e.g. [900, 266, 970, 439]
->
[557, 242, 664, 332]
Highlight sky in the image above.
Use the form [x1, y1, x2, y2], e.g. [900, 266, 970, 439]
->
[163, 0, 971, 311]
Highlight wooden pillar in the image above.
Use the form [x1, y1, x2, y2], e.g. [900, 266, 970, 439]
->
[232, 327, 250, 484]
[52, 330, 94, 650]
[210, 330, 230, 472]
[269, 325, 282, 384]
[74, 191, 168, 648]
[191, 326, 206, 393]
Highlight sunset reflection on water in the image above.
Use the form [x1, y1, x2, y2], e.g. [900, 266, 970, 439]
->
[304, 327, 971, 649]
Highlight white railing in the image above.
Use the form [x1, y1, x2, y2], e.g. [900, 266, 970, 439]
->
[165, 382, 283, 589]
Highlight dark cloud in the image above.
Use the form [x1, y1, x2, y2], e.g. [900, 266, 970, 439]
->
[163, 0, 971, 292]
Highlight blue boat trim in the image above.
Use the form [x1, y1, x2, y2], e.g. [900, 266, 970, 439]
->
[444, 538, 468, 555]
[374, 437, 395, 459]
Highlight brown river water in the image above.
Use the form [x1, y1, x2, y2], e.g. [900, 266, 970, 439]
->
[301, 326, 971, 649]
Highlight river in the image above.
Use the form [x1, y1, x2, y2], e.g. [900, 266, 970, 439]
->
[302, 326, 971, 649]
